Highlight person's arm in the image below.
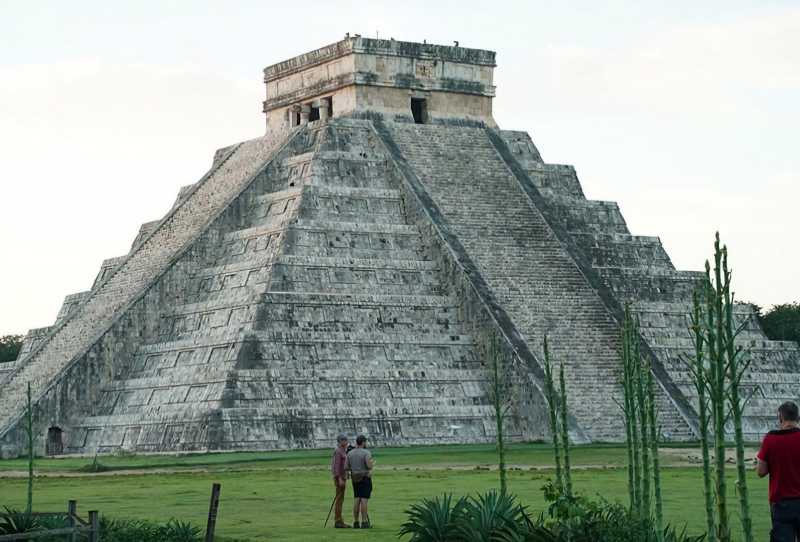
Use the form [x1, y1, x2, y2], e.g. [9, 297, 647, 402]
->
[756, 435, 770, 478]
[366, 451, 374, 471]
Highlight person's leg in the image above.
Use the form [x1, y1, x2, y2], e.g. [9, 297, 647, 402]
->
[361, 478, 372, 527]
[353, 497, 361, 526]
[790, 500, 800, 540]
[360, 499, 369, 525]
[770, 502, 796, 542]
[333, 480, 345, 525]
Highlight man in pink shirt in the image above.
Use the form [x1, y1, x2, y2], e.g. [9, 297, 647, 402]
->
[330, 433, 350, 528]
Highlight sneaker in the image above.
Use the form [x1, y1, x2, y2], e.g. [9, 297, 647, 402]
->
[361, 521, 371, 529]
[353, 521, 360, 529]
[334, 521, 351, 529]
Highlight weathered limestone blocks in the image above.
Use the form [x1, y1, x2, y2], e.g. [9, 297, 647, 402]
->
[263, 37, 497, 131]
[500, 119, 799, 442]
[3, 37, 797, 454]
[0, 128, 304, 455]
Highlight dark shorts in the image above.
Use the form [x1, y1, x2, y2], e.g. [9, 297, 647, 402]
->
[771, 499, 800, 542]
[352, 476, 373, 499]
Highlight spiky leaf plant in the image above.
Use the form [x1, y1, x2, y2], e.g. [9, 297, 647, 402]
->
[398, 493, 466, 542]
[451, 490, 531, 542]
[158, 518, 203, 542]
[0, 507, 40, 534]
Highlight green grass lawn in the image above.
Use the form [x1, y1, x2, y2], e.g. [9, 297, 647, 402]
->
[0, 443, 771, 541]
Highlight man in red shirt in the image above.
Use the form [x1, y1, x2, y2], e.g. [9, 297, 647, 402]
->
[330, 434, 351, 528]
[757, 401, 800, 541]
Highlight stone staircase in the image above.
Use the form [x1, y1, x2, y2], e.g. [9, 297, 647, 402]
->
[209, 120, 497, 448]
[7, 113, 794, 453]
[52, 119, 497, 453]
[384, 122, 659, 441]
[499, 129, 800, 441]
[0, 131, 298, 445]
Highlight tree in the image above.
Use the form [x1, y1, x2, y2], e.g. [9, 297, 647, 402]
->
[0, 334, 23, 363]
[759, 302, 800, 343]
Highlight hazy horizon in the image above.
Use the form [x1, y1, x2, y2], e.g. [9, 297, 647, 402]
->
[1, 0, 797, 335]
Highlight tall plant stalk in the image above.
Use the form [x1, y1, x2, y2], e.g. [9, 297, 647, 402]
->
[25, 381, 34, 515]
[633, 329, 651, 517]
[620, 309, 636, 510]
[687, 289, 717, 542]
[646, 363, 663, 538]
[719, 240, 754, 542]
[543, 335, 563, 491]
[705, 256, 731, 542]
[489, 335, 508, 494]
[558, 363, 573, 497]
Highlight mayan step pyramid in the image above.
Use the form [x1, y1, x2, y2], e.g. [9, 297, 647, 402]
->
[1, 37, 798, 456]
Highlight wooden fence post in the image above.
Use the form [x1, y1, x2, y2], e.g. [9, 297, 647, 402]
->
[205, 483, 221, 542]
[67, 500, 77, 542]
[88, 510, 99, 542]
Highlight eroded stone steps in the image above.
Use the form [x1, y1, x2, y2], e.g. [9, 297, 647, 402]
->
[299, 184, 405, 224]
[270, 255, 441, 296]
[284, 220, 429, 261]
[159, 291, 460, 328]
[501, 121, 794, 440]
[385, 122, 694, 441]
[568, 232, 674, 271]
[0, 131, 304, 435]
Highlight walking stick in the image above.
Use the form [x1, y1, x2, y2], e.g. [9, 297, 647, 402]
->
[323, 493, 337, 528]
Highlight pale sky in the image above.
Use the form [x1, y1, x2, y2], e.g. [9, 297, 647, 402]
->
[0, 0, 797, 335]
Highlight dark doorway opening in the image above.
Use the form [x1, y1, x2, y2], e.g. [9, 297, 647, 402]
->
[308, 105, 320, 122]
[411, 98, 428, 124]
[46, 426, 64, 456]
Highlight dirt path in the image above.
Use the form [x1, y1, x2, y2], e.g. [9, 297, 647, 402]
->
[0, 447, 759, 479]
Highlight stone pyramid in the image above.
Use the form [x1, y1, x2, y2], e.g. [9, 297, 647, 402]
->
[1, 37, 797, 456]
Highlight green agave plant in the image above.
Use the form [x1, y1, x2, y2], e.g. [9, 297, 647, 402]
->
[157, 518, 203, 542]
[0, 507, 40, 534]
[399, 490, 706, 542]
[100, 516, 200, 542]
[399, 493, 467, 542]
[451, 491, 531, 542]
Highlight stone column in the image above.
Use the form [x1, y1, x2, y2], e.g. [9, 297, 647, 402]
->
[287, 106, 300, 128]
[300, 104, 311, 125]
[318, 99, 330, 122]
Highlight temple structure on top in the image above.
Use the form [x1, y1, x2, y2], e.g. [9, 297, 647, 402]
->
[1, 37, 797, 458]
[262, 37, 497, 130]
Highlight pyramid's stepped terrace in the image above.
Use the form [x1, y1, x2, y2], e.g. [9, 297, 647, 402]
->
[502, 131, 800, 440]
[382, 122, 695, 441]
[2, 36, 798, 456]
[2, 121, 516, 454]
